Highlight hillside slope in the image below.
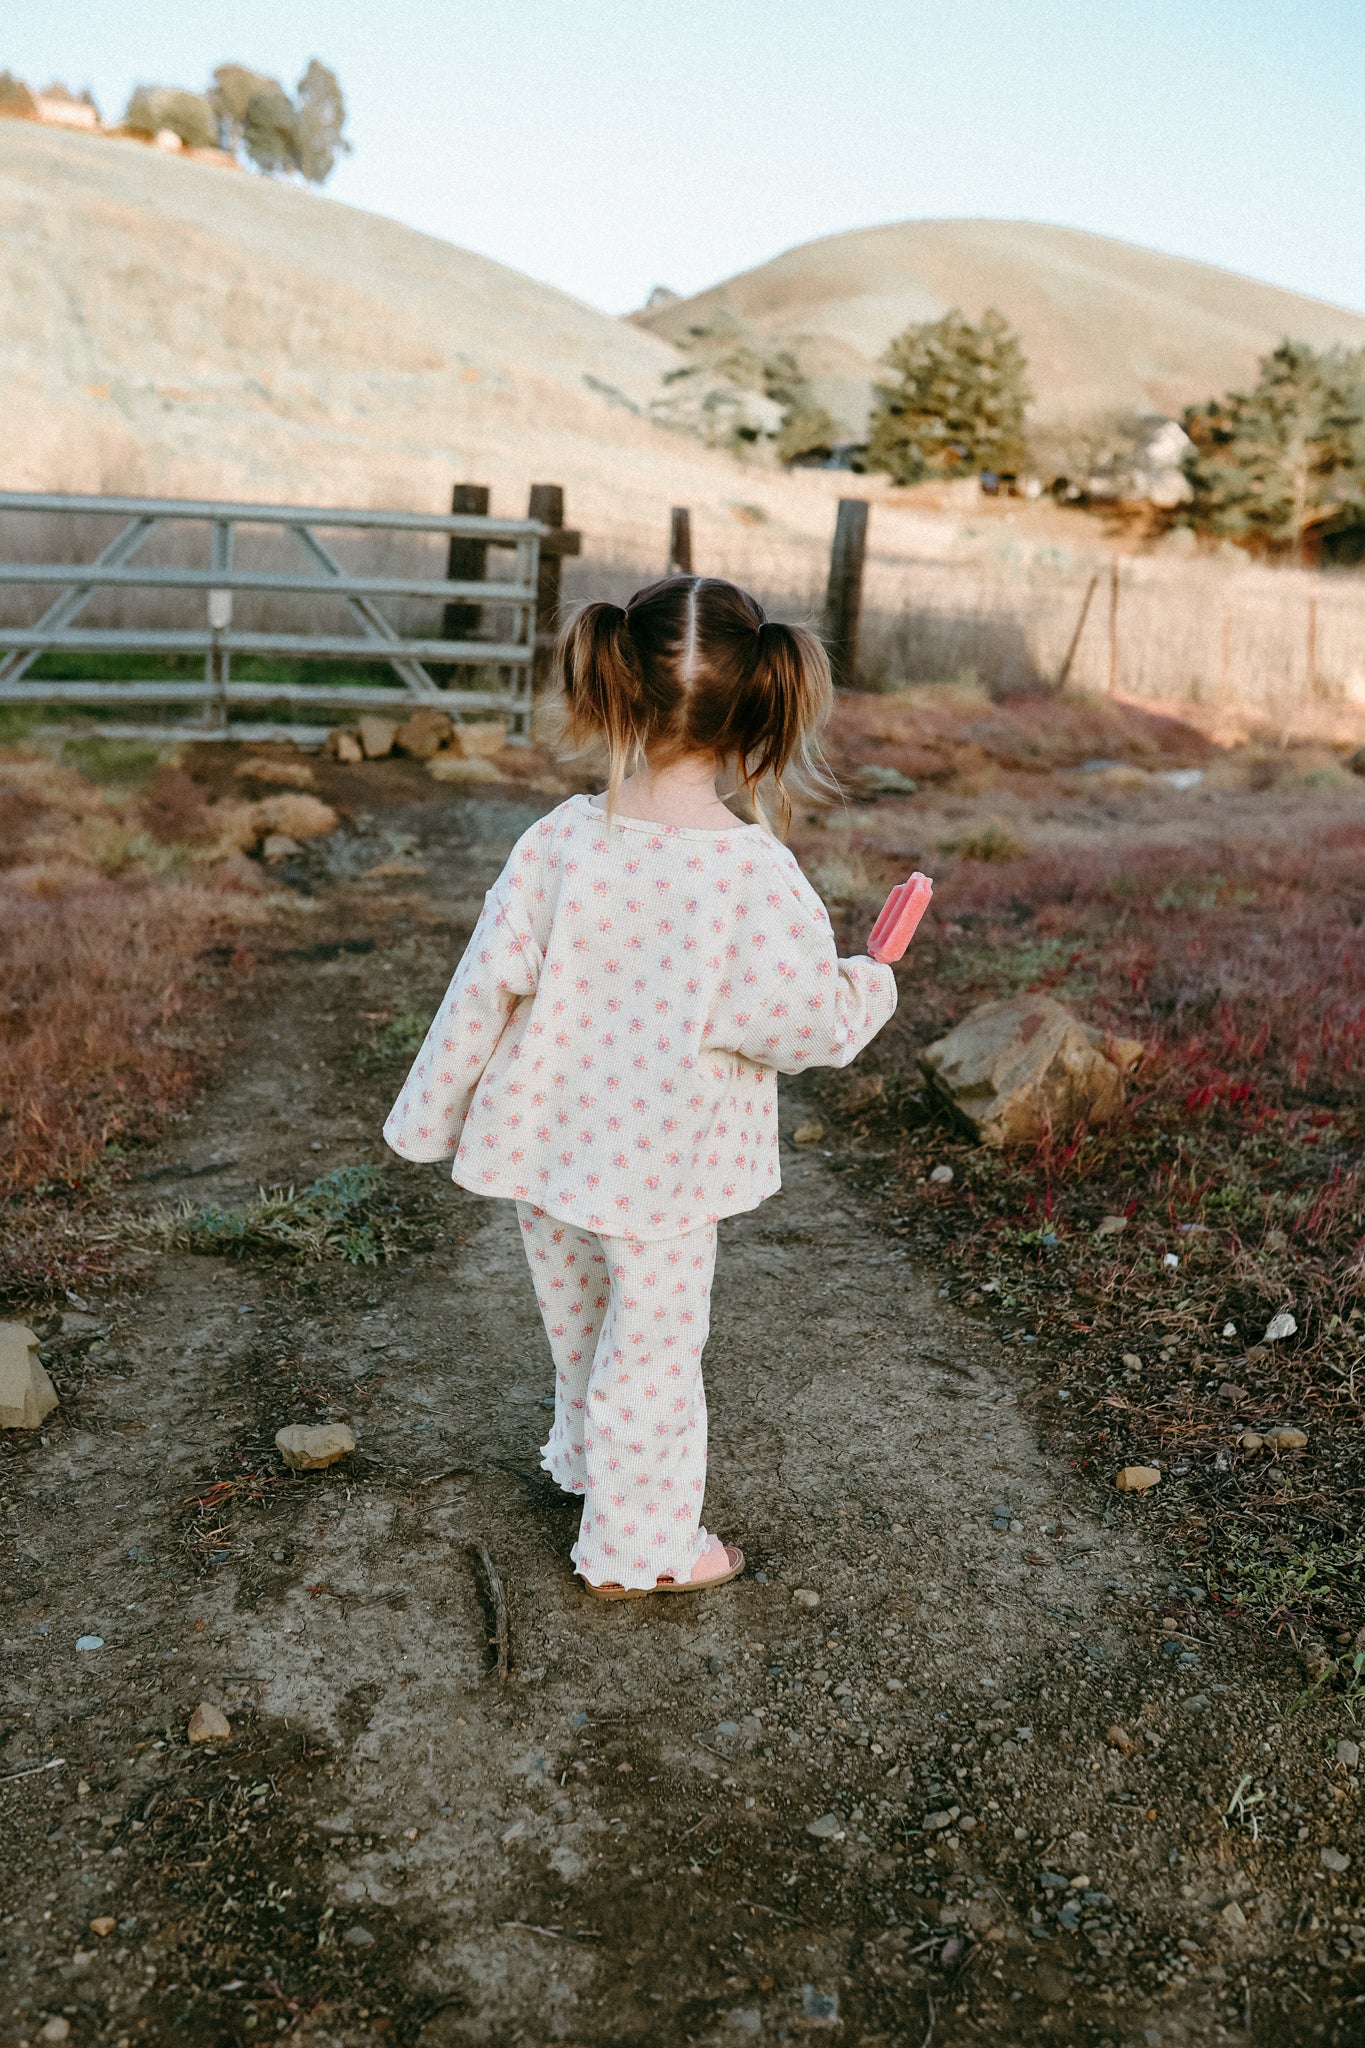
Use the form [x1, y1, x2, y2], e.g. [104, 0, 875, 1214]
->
[634, 219, 1365, 441]
[0, 121, 855, 564]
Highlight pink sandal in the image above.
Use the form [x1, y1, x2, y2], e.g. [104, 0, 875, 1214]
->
[581, 1536, 744, 1601]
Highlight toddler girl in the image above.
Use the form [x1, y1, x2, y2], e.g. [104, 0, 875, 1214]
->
[384, 575, 897, 1597]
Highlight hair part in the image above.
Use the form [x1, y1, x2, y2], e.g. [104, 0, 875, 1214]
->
[555, 575, 838, 829]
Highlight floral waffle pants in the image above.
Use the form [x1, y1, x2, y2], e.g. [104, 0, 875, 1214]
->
[516, 1201, 718, 1591]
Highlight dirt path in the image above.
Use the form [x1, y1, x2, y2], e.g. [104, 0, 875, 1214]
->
[5, 783, 1362, 2047]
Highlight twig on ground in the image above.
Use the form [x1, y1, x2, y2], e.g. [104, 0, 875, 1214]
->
[469, 1542, 510, 1681]
[500, 1920, 601, 1942]
[920, 1988, 936, 2048]
[0, 1757, 65, 1785]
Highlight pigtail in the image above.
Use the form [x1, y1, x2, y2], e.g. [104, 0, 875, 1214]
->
[736, 620, 839, 833]
[556, 601, 648, 811]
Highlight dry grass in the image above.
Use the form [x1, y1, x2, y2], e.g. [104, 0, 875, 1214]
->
[0, 746, 281, 1307]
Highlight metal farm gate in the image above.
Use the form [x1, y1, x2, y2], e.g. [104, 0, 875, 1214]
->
[0, 490, 555, 743]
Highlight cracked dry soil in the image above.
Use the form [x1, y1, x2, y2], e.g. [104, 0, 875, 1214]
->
[5, 777, 1365, 2048]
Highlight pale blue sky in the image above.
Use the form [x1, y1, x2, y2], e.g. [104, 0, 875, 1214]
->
[7, 0, 1364, 316]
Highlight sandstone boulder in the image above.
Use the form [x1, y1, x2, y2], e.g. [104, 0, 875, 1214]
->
[326, 728, 364, 763]
[920, 995, 1138, 1148]
[0, 1323, 59, 1429]
[452, 717, 507, 759]
[395, 708, 454, 760]
[427, 753, 504, 784]
[276, 1422, 356, 1471]
[358, 715, 398, 760]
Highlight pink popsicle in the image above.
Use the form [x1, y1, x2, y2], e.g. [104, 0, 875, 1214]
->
[866, 871, 933, 962]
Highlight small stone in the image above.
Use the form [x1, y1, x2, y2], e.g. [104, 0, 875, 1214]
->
[791, 1121, 824, 1146]
[261, 832, 302, 861]
[938, 1934, 966, 1965]
[1162, 1252, 1180, 1269]
[75, 1634, 103, 1652]
[726, 2010, 762, 2035]
[1220, 1900, 1247, 1930]
[1115, 1465, 1161, 1492]
[1238, 1432, 1264, 1452]
[1121, 1352, 1142, 1370]
[923, 1809, 954, 1831]
[1219, 1383, 1249, 1403]
[426, 753, 504, 783]
[39, 2021, 71, 2043]
[929, 1164, 954, 1184]
[1095, 1214, 1128, 1236]
[344, 1924, 376, 1945]
[358, 714, 397, 759]
[801, 1984, 841, 2022]
[1222, 1321, 1238, 1337]
[90, 1917, 116, 1937]
[326, 728, 364, 763]
[791, 1588, 821, 1610]
[394, 708, 454, 760]
[0, 1322, 59, 1429]
[1263, 1312, 1298, 1343]
[1322, 1846, 1352, 1874]
[1264, 1426, 1308, 1450]
[275, 1422, 356, 1471]
[1338, 1739, 1360, 1769]
[187, 1701, 231, 1745]
[70, 1949, 96, 1972]
[1106, 1724, 1142, 1754]
[806, 1812, 844, 1840]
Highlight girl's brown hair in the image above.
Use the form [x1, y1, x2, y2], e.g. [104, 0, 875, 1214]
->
[555, 575, 837, 829]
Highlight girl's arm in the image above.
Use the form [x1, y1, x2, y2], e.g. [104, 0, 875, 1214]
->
[714, 858, 897, 1074]
[383, 868, 541, 1162]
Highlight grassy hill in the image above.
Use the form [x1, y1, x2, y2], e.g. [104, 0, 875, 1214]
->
[634, 219, 1365, 445]
[0, 120, 860, 569]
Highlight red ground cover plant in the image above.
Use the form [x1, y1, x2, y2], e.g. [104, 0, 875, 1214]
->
[0, 751, 266, 1308]
[813, 814, 1365, 1648]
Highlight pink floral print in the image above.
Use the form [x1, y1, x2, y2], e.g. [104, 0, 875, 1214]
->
[384, 795, 896, 1241]
[519, 1201, 717, 1590]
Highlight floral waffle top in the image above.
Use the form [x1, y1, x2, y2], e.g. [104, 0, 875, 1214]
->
[384, 794, 896, 1240]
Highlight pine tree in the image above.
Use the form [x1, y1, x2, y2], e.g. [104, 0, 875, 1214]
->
[1182, 340, 1365, 556]
[864, 308, 1031, 485]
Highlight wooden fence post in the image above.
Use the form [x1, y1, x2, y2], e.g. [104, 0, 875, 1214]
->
[1107, 554, 1121, 696]
[668, 507, 693, 576]
[444, 483, 490, 643]
[824, 498, 869, 688]
[527, 483, 581, 698]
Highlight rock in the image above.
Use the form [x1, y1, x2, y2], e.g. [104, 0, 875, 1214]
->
[1095, 1215, 1128, 1236]
[253, 793, 337, 841]
[1106, 1724, 1142, 1754]
[923, 1809, 954, 1831]
[426, 752, 505, 783]
[1264, 1312, 1297, 1342]
[791, 1588, 821, 1610]
[920, 995, 1129, 1148]
[276, 1422, 356, 1471]
[454, 717, 509, 759]
[39, 2020, 71, 2043]
[929, 1164, 954, 1184]
[326, 728, 364, 763]
[801, 1984, 840, 2023]
[358, 715, 398, 759]
[1220, 1900, 1247, 1930]
[1222, 1321, 1238, 1337]
[187, 1701, 231, 1745]
[1238, 1432, 1264, 1452]
[854, 763, 918, 796]
[1219, 1383, 1249, 1403]
[726, 2008, 762, 2034]
[1121, 1352, 1142, 1369]
[791, 1121, 824, 1147]
[806, 1813, 844, 1840]
[75, 1634, 103, 1651]
[344, 1924, 376, 1945]
[89, 1916, 116, 1937]
[1337, 1738, 1360, 1769]
[1115, 1465, 1160, 1492]
[261, 832, 302, 861]
[0, 1323, 59, 1429]
[395, 708, 454, 760]
[1323, 1846, 1352, 1874]
[1265, 1426, 1308, 1450]
[233, 754, 315, 789]
[1162, 1252, 1180, 1269]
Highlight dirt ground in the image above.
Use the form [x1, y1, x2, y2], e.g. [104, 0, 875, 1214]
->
[5, 766, 1365, 2048]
